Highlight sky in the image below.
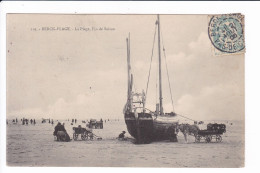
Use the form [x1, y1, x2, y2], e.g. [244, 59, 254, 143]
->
[6, 14, 244, 121]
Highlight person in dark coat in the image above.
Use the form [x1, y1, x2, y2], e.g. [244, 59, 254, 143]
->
[118, 131, 126, 140]
[53, 122, 66, 136]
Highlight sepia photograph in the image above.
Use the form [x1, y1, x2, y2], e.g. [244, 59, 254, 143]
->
[5, 13, 244, 167]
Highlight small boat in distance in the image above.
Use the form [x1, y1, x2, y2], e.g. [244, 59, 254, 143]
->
[123, 15, 179, 144]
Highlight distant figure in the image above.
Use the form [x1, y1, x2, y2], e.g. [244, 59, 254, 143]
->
[30, 119, 33, 124]
[75, 119, 77, 123]
[100, 118, 103, 128]
[33, 119, 36, 125]
[6, 120, 8, 125]
[49, 119, 51, 123]
[16, 118, 18, 123]
[25, 119, 28, 125]
[22, 119, 25, 125]
[105, 120, 106, 123]
[72, 119, 74, 123]
[193, 122, 199, 129]
[51, 119, 54, 125]
[198, 121, 204, 125]
[118, 131, 126, 140]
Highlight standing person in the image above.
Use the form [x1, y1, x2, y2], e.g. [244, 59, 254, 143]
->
[100, 118, 103, 129]
[30, 119, 33, 124]
[51, 119, 54, 125]
[16, 118, 18, 123]
[49, 119, 51, 123]
[33, 119, 36, 125]
[75, 119, 77, 123]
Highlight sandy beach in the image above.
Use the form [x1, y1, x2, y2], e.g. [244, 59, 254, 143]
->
[6, 119, 244, 167]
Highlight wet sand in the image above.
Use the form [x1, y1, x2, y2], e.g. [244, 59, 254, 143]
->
[6, 119, 244, 167]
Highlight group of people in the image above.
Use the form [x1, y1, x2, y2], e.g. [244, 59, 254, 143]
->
[7, 118, 37, 125]
[42, 118, 54, 125]
[52, 120, 127, 142]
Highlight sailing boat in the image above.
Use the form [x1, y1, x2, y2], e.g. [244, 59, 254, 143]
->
[124, 15, 179, 144]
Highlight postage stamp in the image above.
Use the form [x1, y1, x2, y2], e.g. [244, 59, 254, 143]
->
[208, 13, 245, 56]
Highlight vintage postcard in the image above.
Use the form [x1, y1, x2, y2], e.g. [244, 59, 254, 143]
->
[6, 14, 244, 167]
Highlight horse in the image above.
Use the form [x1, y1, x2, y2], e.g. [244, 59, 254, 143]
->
[177, 124, 200, 143]
[56, 131, 71, 142]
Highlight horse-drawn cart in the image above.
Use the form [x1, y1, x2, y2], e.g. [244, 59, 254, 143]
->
[195, 123, 226, 143]
[73, 126, 93, 140]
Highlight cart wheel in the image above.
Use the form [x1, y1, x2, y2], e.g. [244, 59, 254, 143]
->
[195, 136, 201, 143]
[73, 133, 78, 140]
[81, 134, 86, 140]
[206, 135, 212, 143]
[216, 135, 222, 142]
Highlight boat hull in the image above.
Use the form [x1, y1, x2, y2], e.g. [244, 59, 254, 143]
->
[124, 112, 178, 144]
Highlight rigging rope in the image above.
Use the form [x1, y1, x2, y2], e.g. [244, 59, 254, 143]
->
[176, 113, 197, 122]
[144, 19, 196, 123]
[161, 30, 197, 122]
[145, 25, 157, 105]
[160, 30, 175, 113]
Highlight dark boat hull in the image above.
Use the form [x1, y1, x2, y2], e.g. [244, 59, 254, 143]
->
[124, 112, 178, 144]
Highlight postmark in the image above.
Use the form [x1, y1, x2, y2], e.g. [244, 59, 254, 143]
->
[208, 14, 245, 55]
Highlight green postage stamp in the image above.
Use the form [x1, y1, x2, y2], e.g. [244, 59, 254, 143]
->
[208, 13, 245, 56]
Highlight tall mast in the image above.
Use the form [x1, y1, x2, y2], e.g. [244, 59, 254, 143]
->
[126, 33, 132, 111]
[157, 15, 163, 115]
